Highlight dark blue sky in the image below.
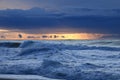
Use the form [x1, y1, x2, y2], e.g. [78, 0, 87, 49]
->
[0, 0, 120, 35]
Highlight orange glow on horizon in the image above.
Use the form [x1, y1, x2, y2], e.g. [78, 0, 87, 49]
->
[0, 29, 105, 40]
[0, 33, 104, 40]
[45, 33, 104, 40]
[0, 29, 9, 32]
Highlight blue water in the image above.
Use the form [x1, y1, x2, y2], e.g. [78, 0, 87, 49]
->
[0, 40, 120, 80]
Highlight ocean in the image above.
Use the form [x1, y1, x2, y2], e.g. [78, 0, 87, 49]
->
[0, 40, 120, 80]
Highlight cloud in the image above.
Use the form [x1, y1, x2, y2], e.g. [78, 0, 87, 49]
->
[0, 0, 120, 10]
[0, 8, 120, 34]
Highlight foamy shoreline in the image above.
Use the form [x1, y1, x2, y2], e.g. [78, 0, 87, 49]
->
[0, 74, 61, 80]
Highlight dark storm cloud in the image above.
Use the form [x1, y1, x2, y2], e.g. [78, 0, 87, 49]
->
[0, 8, 120, 34]
[0, 0, 120, 35]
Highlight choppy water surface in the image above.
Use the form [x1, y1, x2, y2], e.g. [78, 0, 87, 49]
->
[0, 40, 120, 80]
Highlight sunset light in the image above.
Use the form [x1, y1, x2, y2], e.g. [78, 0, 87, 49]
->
[0, 29, 104, 40]
[0, 0, 119, 80]
[0, 29, 9, 32]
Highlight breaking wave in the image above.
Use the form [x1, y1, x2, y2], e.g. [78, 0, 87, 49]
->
[19, 40, 120, 51]
[0, 40, 120, 80]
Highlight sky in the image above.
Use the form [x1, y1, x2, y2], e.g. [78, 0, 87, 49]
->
[0, 0, 120, 39]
